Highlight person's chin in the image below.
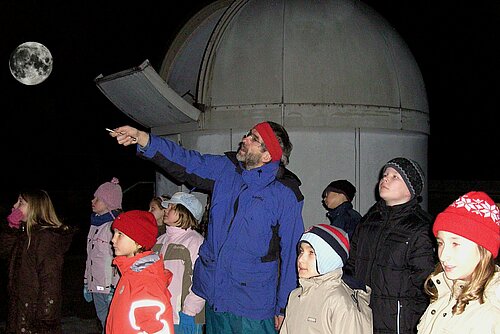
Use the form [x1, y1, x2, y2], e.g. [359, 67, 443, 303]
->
[298, 270, 313, 279]
[442, 266, 459, 280]
[236, 151, 245, 161]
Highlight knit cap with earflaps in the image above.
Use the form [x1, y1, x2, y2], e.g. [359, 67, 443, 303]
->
[94, 177, 123, 211]
[433, 191, 500, 258]
[300, 224, 350, 274]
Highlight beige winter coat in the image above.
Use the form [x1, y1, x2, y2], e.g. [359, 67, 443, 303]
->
[417, 266, 500, 334]
[280, 268, 373, 334]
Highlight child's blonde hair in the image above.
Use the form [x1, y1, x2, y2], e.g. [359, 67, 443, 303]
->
[150, 194, 170, 208]
[424, 245, 495, 315]
[20, 189, 67, 248]
[150, 196, 162, 208]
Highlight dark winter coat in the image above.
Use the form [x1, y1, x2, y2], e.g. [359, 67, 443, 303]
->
[344, 198, 436, 334]
[0, 221, 20, 261]
[326, 201, 361, 240]
[7, 224, 75, 334]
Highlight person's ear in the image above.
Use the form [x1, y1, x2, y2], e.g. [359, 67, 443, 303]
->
[135, 243, 142, 253]
[261, 151, 272, 164]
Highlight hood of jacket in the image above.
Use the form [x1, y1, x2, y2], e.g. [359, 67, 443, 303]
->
[31, 224, 76, 254]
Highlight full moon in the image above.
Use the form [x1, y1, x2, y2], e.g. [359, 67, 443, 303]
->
[9, 42, 53, 85]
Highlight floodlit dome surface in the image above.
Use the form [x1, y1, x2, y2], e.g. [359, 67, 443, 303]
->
[179, 0, 426, 132]
[156, 0, 430, 221]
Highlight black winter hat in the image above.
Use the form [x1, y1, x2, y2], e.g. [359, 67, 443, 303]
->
[322, 180, 356, 202]
[383, 157, 424, 199]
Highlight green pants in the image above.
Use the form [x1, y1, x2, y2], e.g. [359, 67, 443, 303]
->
[205, 305, 277, 334]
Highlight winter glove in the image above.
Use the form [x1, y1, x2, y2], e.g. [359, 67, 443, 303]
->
[83, 284, 93, 303]
[179, 312, 197, 334]
[106, 285, 115, 304]
[7, 208, 23, 229]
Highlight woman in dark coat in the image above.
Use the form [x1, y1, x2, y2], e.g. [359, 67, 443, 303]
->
[6, 189, 75, 334]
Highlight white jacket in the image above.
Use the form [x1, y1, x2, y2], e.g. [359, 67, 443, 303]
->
[280, 269, 373, 334]
[417, 265, 500, 334]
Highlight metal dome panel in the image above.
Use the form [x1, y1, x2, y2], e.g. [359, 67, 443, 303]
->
[198, 0, 428, 132]
[160, 1, 233, 105]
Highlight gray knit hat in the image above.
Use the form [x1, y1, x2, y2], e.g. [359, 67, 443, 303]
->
[383, 157, 424, 199]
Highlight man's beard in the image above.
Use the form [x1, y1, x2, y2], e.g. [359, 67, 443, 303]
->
[236, 142, 261, 170]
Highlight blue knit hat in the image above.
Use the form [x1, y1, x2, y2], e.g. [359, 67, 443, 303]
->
[300, 224, 350, 274]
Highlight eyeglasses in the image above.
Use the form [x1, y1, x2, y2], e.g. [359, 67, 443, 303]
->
[244, 130, 266, 148]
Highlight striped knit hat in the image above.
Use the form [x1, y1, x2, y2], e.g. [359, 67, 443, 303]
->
[300, 224, 350, 274]
[384, 157, 424, 199]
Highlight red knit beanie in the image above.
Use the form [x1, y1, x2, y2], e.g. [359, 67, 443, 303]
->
[433, 191, 500, 258]
[112, 210, 158, 250]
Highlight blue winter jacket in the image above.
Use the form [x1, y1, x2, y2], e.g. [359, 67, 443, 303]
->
[138, 134, 305, 320]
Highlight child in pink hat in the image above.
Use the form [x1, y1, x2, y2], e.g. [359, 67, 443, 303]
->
[417, 191, 500, 334]
[84, 177, 123, 333]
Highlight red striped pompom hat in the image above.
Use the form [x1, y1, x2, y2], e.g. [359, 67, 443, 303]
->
[300, 224, 350, 274]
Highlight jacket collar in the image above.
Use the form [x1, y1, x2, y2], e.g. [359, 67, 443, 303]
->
[299, 268, 343, 295]
[241, 161, 280, 190]
[376, 197, 418, 220]
[431, 266, 500, 305]
[225, 151, 304, 201]
[113, 250, 158, 274]
[326, 201, 353, 219]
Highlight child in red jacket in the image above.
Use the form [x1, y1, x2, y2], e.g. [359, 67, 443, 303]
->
[106, 210, 174, 334]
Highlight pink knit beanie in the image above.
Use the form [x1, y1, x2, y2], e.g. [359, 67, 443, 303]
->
[94, 177, 123, 210]
[433, 191, 500, 258]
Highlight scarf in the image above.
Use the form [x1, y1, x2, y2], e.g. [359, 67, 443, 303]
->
[90, 210, 119, 226]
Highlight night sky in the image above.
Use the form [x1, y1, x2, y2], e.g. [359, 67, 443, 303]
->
[1, 1, 499, 206]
